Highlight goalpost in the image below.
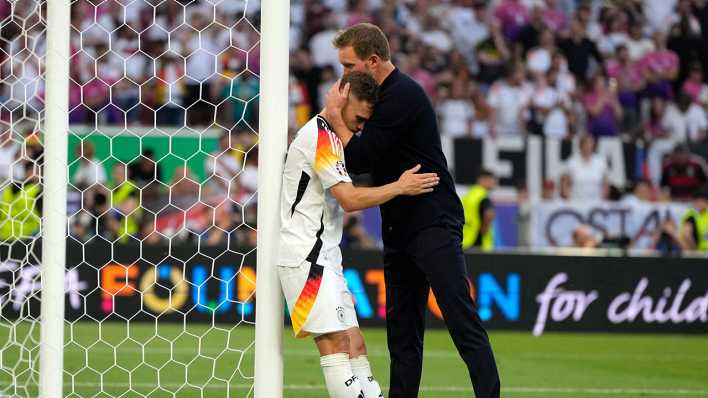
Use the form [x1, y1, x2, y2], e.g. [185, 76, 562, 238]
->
[253, 0, 289, 398]
[0, 0, 289, 396]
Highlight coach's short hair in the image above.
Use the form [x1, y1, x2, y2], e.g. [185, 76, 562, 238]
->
[333, 23, 391, 61]
[340, 71, 379, 106]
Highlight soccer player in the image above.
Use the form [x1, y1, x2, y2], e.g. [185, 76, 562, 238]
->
[278, 71, 440, 398]
[324, 24, 501, 398]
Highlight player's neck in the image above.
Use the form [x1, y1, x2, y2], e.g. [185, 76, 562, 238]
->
[374, 62, 396, 85]
[318, 110, 330, 124]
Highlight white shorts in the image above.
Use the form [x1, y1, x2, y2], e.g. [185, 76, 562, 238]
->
[278, 261, 358, 338]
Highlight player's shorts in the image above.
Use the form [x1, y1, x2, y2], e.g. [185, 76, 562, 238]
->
[278, 261, 358, 338]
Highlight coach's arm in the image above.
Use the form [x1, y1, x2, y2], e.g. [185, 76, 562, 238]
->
[324, 82, 412, 174]
[330, 165, 438, 212]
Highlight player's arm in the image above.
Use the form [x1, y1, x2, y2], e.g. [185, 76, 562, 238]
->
[329, 165, 439, 212]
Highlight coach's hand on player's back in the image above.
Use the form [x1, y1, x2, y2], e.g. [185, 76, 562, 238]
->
[396, 164, 439, 195]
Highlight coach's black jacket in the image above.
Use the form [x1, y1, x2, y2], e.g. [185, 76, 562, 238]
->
[344, 68, 464, 248]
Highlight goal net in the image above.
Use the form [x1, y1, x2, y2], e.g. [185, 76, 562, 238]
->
[0, 0, 272, 396]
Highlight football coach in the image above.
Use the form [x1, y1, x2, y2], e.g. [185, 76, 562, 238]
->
[324, 23, 500, 398]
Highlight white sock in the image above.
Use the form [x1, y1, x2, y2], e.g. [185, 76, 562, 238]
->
[350, 355, 383, 398]
[320, 353, 364, 398]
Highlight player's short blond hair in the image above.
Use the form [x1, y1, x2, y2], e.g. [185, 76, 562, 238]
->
[333, 23, 391, 62]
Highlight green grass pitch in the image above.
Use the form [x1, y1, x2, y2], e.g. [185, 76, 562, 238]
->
[1, 322, 707, 397]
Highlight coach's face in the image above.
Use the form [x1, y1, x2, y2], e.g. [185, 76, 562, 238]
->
[339, 46, 374, 76]
[341, 96, 372, 132]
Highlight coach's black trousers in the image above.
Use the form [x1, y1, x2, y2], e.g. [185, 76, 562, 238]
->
[384, 225, 500, 398]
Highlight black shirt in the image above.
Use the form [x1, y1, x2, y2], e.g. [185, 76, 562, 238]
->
[558, 37, 602, 82]
[343, 68, 464, 247]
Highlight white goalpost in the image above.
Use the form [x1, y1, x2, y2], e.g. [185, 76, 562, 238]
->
[39, 0, 71, 396]
[0, 0, 289, 396]
[253, 0, 289, 397]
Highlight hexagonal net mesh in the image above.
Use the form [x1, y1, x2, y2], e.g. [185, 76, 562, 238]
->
[1, 0, 262, 396]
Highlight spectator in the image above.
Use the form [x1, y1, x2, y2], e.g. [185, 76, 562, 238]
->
[446, 0, 489, 64]
[549, 52, 576, 99]
[469, 84, 493, 138]
[541, 179, 556, 201]
[517, 5, 545, 54]
[679, 184, 708, 250]
[606, 45, 645, 135]
[309, 12, 341, 73]
[420, 14, 452, 53]
[0, 162, 42, 241]
[488, 63, 531, 137]
[114, 189, 142, 243]
[565, 135, 608, 201]
[542, 0, 567, 32]
[644, 97, 678, 186]
[681, 63, 708, 107]
[529, 71, 571, 138]
[140, 216, 167, 245]
[291, 48, 326, 114]
[204, 132, 244, 205]
[494, 0, 529, 41]
[206, 202, 238, 246]
[559, 172, 573, 200]
[557, 17, 602, 82]
[0, 126, 22, 183]
[643, 0, 678, 34]
[572, 224, 599, 248]
[239, 149, 258, 195]
[221, 71, 260, 128]
[437, 81, 474, 138]
[169, 166, 200, 211]
[317, 66, 338, 110]
[180, 11, 221, 126]
[621, 179, 653, 206]
[663, 93, 708, 143]
[668, 0, 703, 86]
[642, 32, 679, 100]
[596, 12, 628, 58]
[526, 28, 557, 76]
[88, 191, 120, 241]
[128, 149, 161, 187]
[72, 141, 107, 188]
[660, 145, 708, 201]
[109, 163, 137, 208]
[154, 52, 186, 126]
[582, 73, 622, 137]
[462, 169, 497, 251]
[651, 218, 683, 256]
[475, 18, 512, 86]
[625, 23, 655, 61]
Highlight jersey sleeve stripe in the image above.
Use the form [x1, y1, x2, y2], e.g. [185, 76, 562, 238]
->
[315, 117, 343, 172]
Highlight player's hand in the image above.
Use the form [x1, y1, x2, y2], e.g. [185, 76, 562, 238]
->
[396, 164, 439, 195]
[324, 79, 349, 121]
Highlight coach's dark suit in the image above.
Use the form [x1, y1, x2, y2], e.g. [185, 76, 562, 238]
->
[343, 68, 500, 398]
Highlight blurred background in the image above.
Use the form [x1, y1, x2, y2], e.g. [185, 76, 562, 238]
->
[1, 1, 707, 396]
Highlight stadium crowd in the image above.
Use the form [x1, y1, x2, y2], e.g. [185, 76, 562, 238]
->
[1, 0, 708, 252]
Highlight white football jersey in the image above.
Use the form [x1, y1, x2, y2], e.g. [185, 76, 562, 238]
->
[278, 115, 351, 269]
